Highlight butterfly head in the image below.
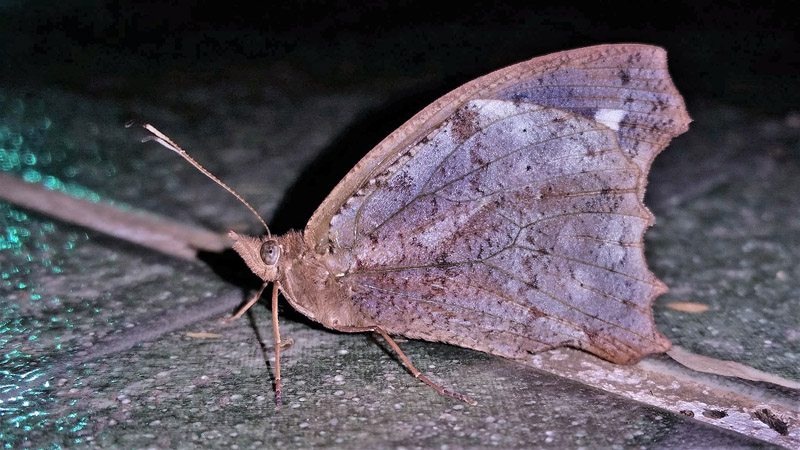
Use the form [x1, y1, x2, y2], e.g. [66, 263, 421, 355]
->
[229, 231, 281, 282]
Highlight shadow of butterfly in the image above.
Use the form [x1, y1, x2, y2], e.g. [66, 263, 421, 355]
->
[143, 44, 690, 406]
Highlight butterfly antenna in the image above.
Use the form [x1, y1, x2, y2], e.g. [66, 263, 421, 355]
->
[128, 121, 271, 237]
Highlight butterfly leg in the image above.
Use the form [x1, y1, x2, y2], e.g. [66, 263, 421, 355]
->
[270, 282, 283, 409]
[336, 325, 477, 406]
[219, 281, 282, 407]
[220, 281, 269, 323]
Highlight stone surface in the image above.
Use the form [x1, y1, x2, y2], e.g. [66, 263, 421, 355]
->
[648, 103, 800, 382]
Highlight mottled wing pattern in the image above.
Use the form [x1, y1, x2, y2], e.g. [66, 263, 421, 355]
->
[319, 45, 688, 364]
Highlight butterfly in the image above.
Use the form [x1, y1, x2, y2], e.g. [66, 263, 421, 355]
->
[140, 43, 690, 407]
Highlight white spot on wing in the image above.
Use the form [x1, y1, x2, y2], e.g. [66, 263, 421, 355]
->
[594, 109, 626, 131]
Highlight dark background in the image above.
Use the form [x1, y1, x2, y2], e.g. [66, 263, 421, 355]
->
[2, 0, 797, 113]
[2, 0, 797, 237]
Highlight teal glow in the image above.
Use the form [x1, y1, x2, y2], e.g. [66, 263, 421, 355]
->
[43, 175, 63, 191]
[21, 168, 42, 183]
[1, 93, 118, 447]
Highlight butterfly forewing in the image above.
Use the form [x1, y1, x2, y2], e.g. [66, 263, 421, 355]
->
[306, 44, 689, 250]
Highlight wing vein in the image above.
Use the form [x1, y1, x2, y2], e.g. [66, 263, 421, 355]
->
[480, 261, 660, 344]
[350, 277, 584, 345]
[510, 244, 656, 312]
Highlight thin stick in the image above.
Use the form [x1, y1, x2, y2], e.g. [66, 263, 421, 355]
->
[337, 325, 477, 406]
[0, 173, 228, 259]
[129, 122, 271, 237]
[271, 283, 283, 408]
[220, 282, 269, 323]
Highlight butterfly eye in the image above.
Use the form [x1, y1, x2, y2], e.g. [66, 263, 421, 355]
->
[259, 240, 280, 266]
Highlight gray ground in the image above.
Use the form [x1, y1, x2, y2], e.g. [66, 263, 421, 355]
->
[1, 63, 798, 448]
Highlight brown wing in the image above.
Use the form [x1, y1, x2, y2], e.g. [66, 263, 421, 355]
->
[310, 45, 689, 364]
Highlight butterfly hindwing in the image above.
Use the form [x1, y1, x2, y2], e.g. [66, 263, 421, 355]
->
[328, 99, 670, 364]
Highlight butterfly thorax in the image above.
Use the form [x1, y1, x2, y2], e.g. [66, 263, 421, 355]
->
[230, 229, 366, 330]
